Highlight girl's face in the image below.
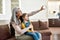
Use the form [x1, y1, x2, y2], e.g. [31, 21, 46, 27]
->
[16, 9, 22, 17]
[24, 14, 29, 21]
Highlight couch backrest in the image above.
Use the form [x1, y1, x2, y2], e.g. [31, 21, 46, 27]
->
[0, 24, 11, 40]
[31, 20, 49, 30]
[32, 21, 40, 30]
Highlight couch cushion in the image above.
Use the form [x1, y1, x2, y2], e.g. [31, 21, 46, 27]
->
[16, 35, 33, 40]
[32, 20, 49, 30]
[39, 21, 49, 30]
[32, 21, 40, 30]
[0, 24, 11, 40]
[35, 29, 52, 36]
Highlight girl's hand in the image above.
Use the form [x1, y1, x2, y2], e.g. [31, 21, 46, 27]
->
[32, 31, 35, 33]
[29, 25, 32, 28]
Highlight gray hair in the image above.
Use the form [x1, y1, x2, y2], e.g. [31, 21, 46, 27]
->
[11, 7, 21, 25]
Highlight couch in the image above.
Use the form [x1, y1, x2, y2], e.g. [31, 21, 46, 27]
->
[0, 20, 52, 40]
[0, 24, 16, 40]
[32, 20, 52, 40]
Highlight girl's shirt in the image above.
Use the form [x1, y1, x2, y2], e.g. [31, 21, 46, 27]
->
[21, 20, 32, 32]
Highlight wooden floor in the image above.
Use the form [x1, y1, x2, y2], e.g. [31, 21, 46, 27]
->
[49, 27, 60, 40]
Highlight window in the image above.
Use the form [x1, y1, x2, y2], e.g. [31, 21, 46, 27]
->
[0, 0, 11, 20]
[0, 0, 2, 14]
[11, 0, 19, 10]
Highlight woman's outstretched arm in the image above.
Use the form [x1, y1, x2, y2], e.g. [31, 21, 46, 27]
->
[28, 6, 44, 16]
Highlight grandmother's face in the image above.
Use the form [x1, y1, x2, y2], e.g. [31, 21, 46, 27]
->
[16, 9, 22, 17]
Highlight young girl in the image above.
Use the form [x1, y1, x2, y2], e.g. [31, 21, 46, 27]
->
[21, 13, 41, 40]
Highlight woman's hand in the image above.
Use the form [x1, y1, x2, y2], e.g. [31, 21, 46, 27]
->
[40, 6, 44, 11]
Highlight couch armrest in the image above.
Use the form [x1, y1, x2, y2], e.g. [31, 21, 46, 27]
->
[35, 29, 52, 36]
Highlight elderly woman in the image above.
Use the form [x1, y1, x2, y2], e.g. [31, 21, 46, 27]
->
[10, 6, 44, 40]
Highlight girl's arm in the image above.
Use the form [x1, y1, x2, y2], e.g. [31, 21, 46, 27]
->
[29, 23, 34, 32]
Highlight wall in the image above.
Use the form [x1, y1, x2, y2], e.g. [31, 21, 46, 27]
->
[20, 0, 48, 22]
[48, 1, 60, 19]
[0, 0, 48, 25]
